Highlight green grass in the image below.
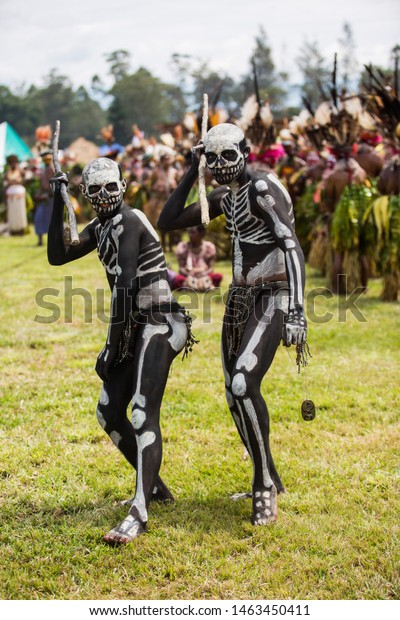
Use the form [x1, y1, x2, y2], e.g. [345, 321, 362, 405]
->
[0, 229, 399, 600]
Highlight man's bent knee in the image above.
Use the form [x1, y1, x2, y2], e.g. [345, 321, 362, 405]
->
[231, 372, 247, 398]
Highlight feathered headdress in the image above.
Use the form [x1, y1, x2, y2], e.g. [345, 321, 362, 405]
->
[288, 109, 312, 137]
[237, 57, 276, 149]
[209, 106, 229, 128]
[183, 112, 199, 136]
[35, 125, 53, 156]
[159, 132, 176, 149]
[301, 54, 377, 155]
[199, 81, 229, 131]
[181, 83, 229, 146]
[362, 63, 400, 147]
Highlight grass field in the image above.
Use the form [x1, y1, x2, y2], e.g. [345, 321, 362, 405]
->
[0, 229, 399, 600]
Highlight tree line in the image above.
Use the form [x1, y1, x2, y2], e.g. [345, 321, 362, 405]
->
[0, 24, 396, 148]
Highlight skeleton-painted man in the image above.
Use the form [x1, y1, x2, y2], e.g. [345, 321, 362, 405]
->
[48, 157, 194, 544]
[158, 123, 307, 526]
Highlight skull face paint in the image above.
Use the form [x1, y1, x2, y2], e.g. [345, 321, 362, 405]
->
[80, 158, 127, 216]
[203, 124, 247, 185]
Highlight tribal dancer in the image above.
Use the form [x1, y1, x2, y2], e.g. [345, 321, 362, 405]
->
[158, 123, 307, 526]
[48, 157, 195, 544]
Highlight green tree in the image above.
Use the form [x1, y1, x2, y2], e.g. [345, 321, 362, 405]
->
[29, 70, 75, 133]
[169, 53, 250, 119]
[27, 71, 106, 146]
[191, 63, 238, 115]
[296, 40, 331, 110]
[0, 85, 41, 143]
[169, 53, 193, 100]
[239, 26, 288, 114]
[0, 71, 107, 148]
[105, 50, 132, 83]
[108, 67, 186, 142]
[68, 87, 107, 143]
[338, 22, 358, 93]
[169, 54, 236, 115]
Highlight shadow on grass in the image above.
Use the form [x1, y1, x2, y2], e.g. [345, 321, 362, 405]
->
[2, 492, 255, 540]
[153, 494, 254, 533]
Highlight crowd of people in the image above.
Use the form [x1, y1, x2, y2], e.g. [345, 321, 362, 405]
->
[0, 121, 225, 290]
[1, 83, 400, 298]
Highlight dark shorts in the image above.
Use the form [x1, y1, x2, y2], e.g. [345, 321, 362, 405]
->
[116, 301, 197, 364]
[223, 281, 289, 359]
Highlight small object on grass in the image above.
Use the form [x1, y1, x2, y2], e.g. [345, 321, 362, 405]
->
[301, 399, 316, 421]
[230, 492, 252, 501]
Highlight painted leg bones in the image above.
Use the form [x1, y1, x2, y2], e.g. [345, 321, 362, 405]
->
[101, 313, 187, 544]
[96, 361, 174, 506]
[223, 289, 288, 525]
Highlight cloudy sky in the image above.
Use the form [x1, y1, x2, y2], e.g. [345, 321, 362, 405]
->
[1, 0, 399, 97]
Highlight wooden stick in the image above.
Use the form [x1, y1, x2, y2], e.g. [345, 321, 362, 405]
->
[198, 93, 209, 226]
[52, 120, 80, 246]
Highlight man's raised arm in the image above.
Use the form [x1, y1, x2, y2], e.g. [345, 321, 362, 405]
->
[255, 181, 307, 346]
[157, 152, 203, 231]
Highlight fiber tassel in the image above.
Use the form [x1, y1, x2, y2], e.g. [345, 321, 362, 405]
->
[296, 341, 312, 373]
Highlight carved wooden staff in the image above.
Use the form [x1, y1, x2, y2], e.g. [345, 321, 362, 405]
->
[198, 93, 210, 226]
[52, 120, 80, 246]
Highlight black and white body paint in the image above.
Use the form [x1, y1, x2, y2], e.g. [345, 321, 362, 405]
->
[157, 123, 307, 526]
[48, 158, 188, 544]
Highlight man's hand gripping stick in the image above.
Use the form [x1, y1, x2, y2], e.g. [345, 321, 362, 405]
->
[52, 120, 80, 246]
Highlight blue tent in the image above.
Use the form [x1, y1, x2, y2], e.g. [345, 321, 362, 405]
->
[0, 121, 33, 168]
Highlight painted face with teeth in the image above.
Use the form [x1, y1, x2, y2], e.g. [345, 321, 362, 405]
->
[80, 158, 127, 216]
[203, 123, 248, 185]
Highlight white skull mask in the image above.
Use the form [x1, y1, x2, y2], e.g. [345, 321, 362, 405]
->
[80, 158, 127, 216]
[203, 124, 247, 185]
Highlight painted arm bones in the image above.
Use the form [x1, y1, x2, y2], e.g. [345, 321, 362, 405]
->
[157, 147, 224, 232]
[255, 178, 307, 347]
[157, 151, 202, 231]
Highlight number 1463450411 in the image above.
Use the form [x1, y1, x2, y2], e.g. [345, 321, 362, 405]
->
[232, 604, 311, 616]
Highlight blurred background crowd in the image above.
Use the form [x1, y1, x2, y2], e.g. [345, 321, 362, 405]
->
[1, 29, 399, 300]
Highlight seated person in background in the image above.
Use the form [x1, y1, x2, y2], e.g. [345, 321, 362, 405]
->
[170, 225, 223, 291]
